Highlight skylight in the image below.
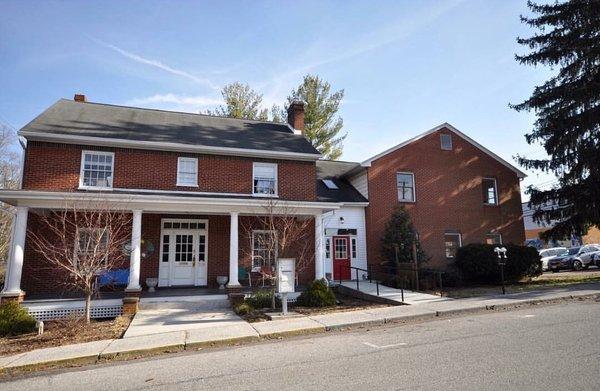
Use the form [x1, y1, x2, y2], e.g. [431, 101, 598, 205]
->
[322, 179, 338, 189]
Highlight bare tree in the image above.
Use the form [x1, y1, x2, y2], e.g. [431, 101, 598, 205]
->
[27, 202, 132, 322]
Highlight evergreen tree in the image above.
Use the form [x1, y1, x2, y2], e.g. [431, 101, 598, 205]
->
[380, 206, 425, 270]
[512, 0, 600, 240]
[205, 82, 268, 120]
[286, 75, 347, 160]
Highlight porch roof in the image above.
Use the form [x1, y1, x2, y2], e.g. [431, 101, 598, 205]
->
[0, 189, 340, 215]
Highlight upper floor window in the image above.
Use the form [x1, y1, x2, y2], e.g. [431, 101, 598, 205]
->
[397, 172, 415, 202]
[80, 151, 114, 189]
[482, 178, 498, 205]
[444, 232, 462, 259]
[253, 162, 277, 196]
[177, 157, 198, 187]
[440, 134, 453, 150]
[485, 233, 502, 245]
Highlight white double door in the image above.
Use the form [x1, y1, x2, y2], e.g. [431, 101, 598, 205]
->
[163, 228, 208, 286]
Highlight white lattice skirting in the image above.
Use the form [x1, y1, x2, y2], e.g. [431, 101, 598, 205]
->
[23, 299, 123, 321]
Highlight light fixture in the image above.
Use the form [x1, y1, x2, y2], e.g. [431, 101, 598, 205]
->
[339, 216, 345, 225]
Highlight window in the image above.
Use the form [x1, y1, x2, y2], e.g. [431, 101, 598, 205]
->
[74, 227, 109, 266]
[444, 233, 462, 259]
[334, 238, 348, 259]
[253, 163, 277, 196]
[177, 157, 198, 187]
[325, 238, 331, 259]
[322, 179, 339, 189]
[485, 233, 502, 245]
[351, 237, 357, 259]
[397, 172, 415, 202]
[252, 230, 277, 271]
[482, 178, 498, 205]
[161, 235, 170, 263]
[80, 151, 114, 188]
[440, 134, 453, 150]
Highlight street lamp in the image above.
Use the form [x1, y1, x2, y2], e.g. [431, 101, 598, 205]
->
[494, 247, 508, 295]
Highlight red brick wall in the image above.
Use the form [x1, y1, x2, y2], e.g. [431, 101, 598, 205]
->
[365, 128, 525, 269]
[22, 141, 316, 201]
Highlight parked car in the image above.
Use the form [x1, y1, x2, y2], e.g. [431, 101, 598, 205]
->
[548, 245, 600, 272]
[539, 247, 567, 271]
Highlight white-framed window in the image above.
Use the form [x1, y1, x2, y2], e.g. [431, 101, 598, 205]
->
[444, 232, 462, 259]
[80, 151, 114, 189]
[334, 238, 348, 259]
[325, 237, 331, 259]
[440, 133, 453, 150]
[74, 227, 109, 266]
[177, 157, 198, 187]
[485, 233, 502, 245]
[482, 178, 498, 205]
[252, 230, 277, 271]
[351, 237, 357, 259]
[397, 172, 415, 202]
[253, 162, 277, 196]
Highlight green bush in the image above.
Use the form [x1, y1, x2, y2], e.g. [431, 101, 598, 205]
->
[234, 302, 254, 316]
[244, 290, 273, 309]
[296, 279, 336, 307]
[0, 301, 37, 337]
[455, 243, 542, 285]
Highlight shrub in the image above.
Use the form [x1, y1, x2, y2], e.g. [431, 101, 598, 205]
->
[234, 302, 254, 316]
[0, 301, 37, 337]
[244, 290, 273, 309]
[455, 243, 542, 285]
[296, 279, 336, 307]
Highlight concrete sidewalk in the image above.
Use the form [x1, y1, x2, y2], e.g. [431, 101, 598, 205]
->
[340, 280, 450, 305]
[2, 284, 599, 373]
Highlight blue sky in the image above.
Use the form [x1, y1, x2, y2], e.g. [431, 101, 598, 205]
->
[0, 0, 555, 198]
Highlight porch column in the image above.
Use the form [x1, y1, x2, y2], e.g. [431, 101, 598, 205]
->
[314, 213, 325, 280]
[1, 206, 28, 300]
[126, 209, 142, 292]
[228, 211, 241, 287]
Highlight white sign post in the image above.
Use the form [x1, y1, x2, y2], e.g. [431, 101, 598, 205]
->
[277, 258, 296, 316]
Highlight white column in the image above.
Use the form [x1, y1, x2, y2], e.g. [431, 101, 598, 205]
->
[126, 210, 142, 292]
[314, 213, 325, 280]
[1, 207, 28, 296]
[228, 211, 240, 287]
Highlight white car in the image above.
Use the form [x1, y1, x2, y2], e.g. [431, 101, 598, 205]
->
[539, 247, 567, 271]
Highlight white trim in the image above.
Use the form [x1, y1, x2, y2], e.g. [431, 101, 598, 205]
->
[444, 232, 462, 259]
[396, 172, 416, 203]
[251, 229, 277, 272]
[20, 131, 322, 162]
[112, 187, 247, 197]
[361, 123, 527, 178]
[482, 177, 499, 206]
[252, 162, 278, 197]
[176, 157, 199, 187]
[79, 150, 115, 190]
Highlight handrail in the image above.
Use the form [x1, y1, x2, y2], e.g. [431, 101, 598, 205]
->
[335, 263, 405, 302]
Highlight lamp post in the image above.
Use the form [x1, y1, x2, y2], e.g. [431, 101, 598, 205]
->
[494, 247, 507, 295]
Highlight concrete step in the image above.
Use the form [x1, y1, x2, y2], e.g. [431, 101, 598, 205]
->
[138, 295, 230, 310]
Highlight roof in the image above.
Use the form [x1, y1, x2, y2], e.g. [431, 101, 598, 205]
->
[361, 122, 527, 178]
[316, 160, 368, 204]
[19, 99, 321, 159]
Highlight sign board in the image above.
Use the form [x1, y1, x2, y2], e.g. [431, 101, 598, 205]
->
[277, 258, 295, 293]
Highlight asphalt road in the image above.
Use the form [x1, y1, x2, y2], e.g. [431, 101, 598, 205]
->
[3, 301, 600, 390]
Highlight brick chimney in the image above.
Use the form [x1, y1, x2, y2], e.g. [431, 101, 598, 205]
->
[74, 94, 86, 102]
[287, 100, 305, 133]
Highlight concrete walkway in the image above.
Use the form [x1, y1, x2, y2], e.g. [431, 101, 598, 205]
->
[1, 284, 599, 373]
[340, 280, 451, 305]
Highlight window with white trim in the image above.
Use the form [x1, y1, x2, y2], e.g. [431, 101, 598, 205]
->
[351, 237, 357, 259]
[485, 233, 502, 245]
[397, 172, 415, 202]
[177, 157, 198, 187]
[482, 178, 498, 205]
[80, 151, 114, 188]
[444, 232, 462, 259]
[74, 227, 109, 266]
[253, 163, 277, 196]
[252, 230, 277, 271]
[325, 238, 331, 259]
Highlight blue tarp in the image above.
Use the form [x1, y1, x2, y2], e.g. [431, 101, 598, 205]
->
[98, 269, 129, 286]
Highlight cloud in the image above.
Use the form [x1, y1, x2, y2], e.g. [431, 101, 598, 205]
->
[124, 93, 223, 113]
[89, 37, 220, 91]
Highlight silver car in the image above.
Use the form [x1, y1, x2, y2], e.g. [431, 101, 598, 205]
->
[569, 244, 600, 270]
[539, 247, 567, 271]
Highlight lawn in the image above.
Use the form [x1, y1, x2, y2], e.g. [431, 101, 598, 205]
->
[0, 315, 132, 357]
[437, 269, 600, 299]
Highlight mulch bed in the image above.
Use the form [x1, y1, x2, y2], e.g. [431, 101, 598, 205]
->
[0, 315, 132, 357]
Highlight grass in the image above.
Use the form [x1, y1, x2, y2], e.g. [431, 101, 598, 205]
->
[437, 270, 600, 299]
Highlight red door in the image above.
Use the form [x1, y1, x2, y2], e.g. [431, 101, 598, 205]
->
[332, 236, 351, 280]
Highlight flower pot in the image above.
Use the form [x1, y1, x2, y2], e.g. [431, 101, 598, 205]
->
[145, 277, 158, 293]
[216, 276, 228, 290]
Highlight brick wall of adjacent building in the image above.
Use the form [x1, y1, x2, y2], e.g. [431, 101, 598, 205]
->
[22, 141, 316, 201]
[365, 127, 526, 270]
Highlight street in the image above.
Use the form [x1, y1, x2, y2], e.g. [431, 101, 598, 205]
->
[2, 301, 599, 390]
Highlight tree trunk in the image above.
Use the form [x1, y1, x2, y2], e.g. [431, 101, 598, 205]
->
[85, 292, 92, 323]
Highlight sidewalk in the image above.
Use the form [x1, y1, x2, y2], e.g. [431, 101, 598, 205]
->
[2, 284, 599, 373]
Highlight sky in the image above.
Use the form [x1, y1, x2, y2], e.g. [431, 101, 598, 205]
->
[0, 0, 556, 199]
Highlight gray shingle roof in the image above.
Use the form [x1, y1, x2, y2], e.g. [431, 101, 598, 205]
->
[21, 99, 320, 155]
[316, 160, 368, 203]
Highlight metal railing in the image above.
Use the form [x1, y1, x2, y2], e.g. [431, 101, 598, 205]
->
[336, 263, 404, 302]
